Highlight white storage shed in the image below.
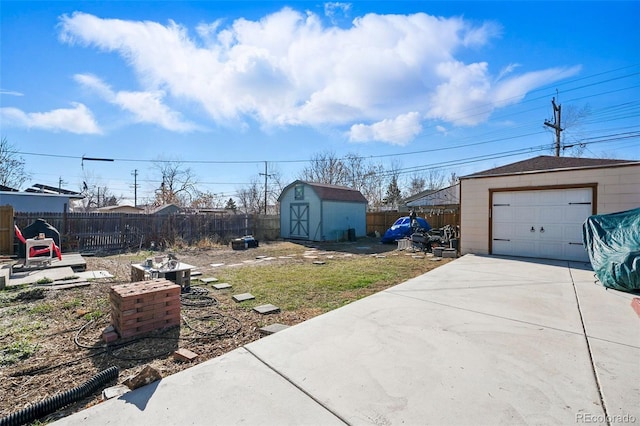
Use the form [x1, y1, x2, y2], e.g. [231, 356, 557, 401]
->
[459, 156, 640, 262]
[278, 180, 368, 242]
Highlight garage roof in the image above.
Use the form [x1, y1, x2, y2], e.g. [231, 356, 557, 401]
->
[462, 155, 638, 179]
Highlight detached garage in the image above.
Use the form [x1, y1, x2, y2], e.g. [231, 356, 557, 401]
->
[460, 156, 640, 262]
[278, 180, 368, 242]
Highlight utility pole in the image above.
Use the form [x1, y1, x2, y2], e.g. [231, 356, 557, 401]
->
[544, 97, 563, 157]
[132, 169, 139, 207]
[58, 176, 66, 193]
[258, 161, 273, 215]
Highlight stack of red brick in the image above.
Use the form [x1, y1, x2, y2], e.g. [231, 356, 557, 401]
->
[110, 279, 181, 338]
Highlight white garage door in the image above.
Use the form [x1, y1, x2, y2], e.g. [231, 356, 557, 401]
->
[492, 188, 592, 262]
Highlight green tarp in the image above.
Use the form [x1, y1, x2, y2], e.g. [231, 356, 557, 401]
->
[582, 208, 640, 292]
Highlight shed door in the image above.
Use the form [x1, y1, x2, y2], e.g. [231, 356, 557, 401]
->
[492, 188, 592, 262]
[290, 203, 309, 239]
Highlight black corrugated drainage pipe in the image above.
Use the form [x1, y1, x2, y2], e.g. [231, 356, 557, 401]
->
[0, 366, 119, 426]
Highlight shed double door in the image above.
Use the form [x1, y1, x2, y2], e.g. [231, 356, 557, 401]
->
[491, 188, 592, 262]
[289, 203, 309, 239]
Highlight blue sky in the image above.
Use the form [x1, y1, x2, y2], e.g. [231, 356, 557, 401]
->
[1, 1, 639, 206]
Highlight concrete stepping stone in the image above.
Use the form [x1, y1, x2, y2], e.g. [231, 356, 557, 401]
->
[313, 260, 326, 265]
[210, 263, 225, 268]
[200, 277, 218, 284]
[259, 323, 290, 335]
[253, 304, 280, 314]
[213, 283, 232, 290]
[232, 292, 255, 302]
[76, 270, 113, 279]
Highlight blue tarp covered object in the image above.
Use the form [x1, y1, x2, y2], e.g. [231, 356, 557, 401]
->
[582, 207, 640, 292]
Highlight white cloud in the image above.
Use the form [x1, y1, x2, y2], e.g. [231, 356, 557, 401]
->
[348, 112, 422, 145]
[496, 63, 521, 81]
[324, 2, 351, 24]
[427, 62, 581, 125]
[0, 90, 24, 96]
[58, 9, 581, 144]
[0, 103, 101, 134]
[74, 73, 198, 132]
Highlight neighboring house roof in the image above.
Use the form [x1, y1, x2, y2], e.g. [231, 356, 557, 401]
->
[405, 183, 460, 207]
[24, 183, 83, 196]
[97, 205, 144, 213]
[278, 180, 368, 203]
[152, 203, 181, 214]
[462, 155, 638, 179]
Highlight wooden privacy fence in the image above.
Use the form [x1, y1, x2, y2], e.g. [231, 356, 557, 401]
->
[366, 207, 459, 236]
[0, 206, 14, 255]
[3, 207, 459, 255]
[12, 212, 273, 254]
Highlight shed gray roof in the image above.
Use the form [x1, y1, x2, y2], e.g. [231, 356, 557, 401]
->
[279, 180, 367, 203]
[462, 155, 638, 179]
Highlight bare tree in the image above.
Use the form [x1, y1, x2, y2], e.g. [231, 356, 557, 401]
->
[342, 154, 385, 208]
[560, 103, 592, 157]
[190, 190, 226, 209]
[424, 168, 447, 190]
[236, 177, 264, 214]
[78, 171, 121, 210]
[298, 151, 385, 209]
[0, 137, 30, 189]
[265, 162, 286, 214]
[406, 173, 426, 197]
[299, 151, 348, 185]
[544, 101, 592, 157]
[449, 172, 459, 187]
[152, 159, 198, 206]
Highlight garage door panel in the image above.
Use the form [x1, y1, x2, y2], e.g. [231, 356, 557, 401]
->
[518, 207, 537, 222]
[539, 207, 563, 222]
[566, 243, 589, 260]
[491, 188, 591, 262]
[539, 190, 565, 205]
[561, 224, 584, 244]
[511, 241, 538, 258]
[492, 206, 510, 222]
[566, 204, 592, 222]
[567, 189, 592, 203]
[513, 225, 536, 239]
[493, 223, 515, 239]
[538, 224, 565, 242]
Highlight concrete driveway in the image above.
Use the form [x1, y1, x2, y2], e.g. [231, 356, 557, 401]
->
[53, 254, 639, 426]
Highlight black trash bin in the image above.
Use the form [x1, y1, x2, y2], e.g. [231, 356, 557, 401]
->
[347, 228, 356, 242]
